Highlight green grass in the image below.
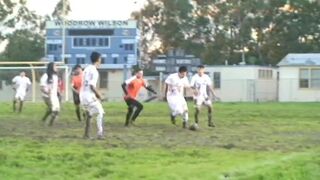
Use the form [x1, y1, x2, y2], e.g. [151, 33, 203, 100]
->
[0, 102, 319, 179]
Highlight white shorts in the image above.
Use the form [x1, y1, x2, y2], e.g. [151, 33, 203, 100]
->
[50, 95, 60, 112]
[194, 96, 212, 108]
[80, 94, 104, 116]
[167, 95, 188, 116]
[15, 90, 26, 101]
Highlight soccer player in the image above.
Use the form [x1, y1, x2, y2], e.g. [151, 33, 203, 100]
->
[40, 62, 60, 126]
[71, 64, 83, 121]
[12, 71, 31, 113]
[190, 65, 216, 127]
[121, 68, 157, 126]
[80, 52, 105, 139]
[164, 66, 190, 128]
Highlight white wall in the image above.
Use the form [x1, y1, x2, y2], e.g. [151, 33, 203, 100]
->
[206, 66, 277, 102]
[279, 67, 320, 102]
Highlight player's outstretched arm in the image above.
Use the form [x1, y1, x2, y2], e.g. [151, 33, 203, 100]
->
[145, 85, 157, 94]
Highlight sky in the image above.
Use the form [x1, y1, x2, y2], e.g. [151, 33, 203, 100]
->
[27, 0, 147, 20]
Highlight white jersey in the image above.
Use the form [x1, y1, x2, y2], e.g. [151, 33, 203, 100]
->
[12, 76, 31, 93]
[80, 64, 99, 101]
[190, 73, 212, 98]
[165, 73, 190, 97]
[40, 73, 58, 97]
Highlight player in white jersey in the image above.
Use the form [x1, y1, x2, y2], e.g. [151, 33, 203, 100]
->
[12, 71, 31, 113]
[190, 65, 216, 127]
[80, 52, 105, 139]
[165, 66, 191, 128]
[40, 62, 60, 126]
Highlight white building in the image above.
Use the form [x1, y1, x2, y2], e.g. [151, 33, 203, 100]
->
[278, 53, 320, 102]
[205, 65, 278, 102]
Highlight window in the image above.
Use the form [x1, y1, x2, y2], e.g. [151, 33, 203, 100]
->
[213, 72, 221, 89]
[79, 38, 83, 46]
[48, 44, 58, 52]
[311, 69, 320, 88]
[91, 38, 96, 46]
[101, 58, 105, 64]
[99, 71, 108, 88]
[73, 38, 78, 46]
[104, 38, 109, 47]
[124, 44, 134, 51]
[76, 58, 86, 64]
[86, 38, 91, 46]
[113, 57, 118, 64]
[299, 69, 309, 88]
[258, 69, 273, 79]
[68, 29, 114, 36]
[299, 68, 320, 89]
[99, 38, 104, 46]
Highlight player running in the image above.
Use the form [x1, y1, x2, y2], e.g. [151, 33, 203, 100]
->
[71, 64, 83, 121]
[80, 52, 105, 139]
[121, 68, 157, 126]
[12, 71, 31, 113]
[164, 66, 191, 128]
[190, 65, 216, 127]
[40, 62, 60, 126]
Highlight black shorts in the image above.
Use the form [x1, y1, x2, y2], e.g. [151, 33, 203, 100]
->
[73, 92, 80, 105]
[125, 97, 142, 108]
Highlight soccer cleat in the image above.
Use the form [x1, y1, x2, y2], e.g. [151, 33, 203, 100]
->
[97, 134, 105, 140]
[170, 115, 176, 125]
[208, 121, 215, 127]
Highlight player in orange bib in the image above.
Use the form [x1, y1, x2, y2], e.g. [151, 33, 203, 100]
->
[71, 64, 83, 121]
[121, 68, 157, 126]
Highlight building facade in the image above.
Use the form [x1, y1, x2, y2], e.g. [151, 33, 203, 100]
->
[205, 65, 278, 102]
[278, 53, 320, 102]
[45, 20, 139, 67]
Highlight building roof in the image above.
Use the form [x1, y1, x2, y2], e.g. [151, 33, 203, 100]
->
[278, 53, 320, 66]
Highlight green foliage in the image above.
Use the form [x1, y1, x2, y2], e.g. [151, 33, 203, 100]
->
[1, 29, 44, 61]
[138, 0, 320, 65]
[0, 102, 319, 179]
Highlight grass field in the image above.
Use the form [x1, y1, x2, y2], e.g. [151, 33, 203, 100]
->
[0, 102, 319, 180]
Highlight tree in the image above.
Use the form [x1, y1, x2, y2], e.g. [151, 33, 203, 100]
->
[2, 29, 44, 61]
[52, 0, 71, 20]
[137, 0, 320, 66]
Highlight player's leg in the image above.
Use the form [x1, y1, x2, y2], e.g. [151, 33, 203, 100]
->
[125, 99, 134, 126]
[73, 92, 82, 121]
[84, 110, 92, 139]
[204, 99, 215, 127]
[48, 96, 60, 126]
[93, 102, 105, 139]
[18, 95, 25, 113]
[13, 98, 17, 112]
[41, 97, 52, 122]
[167, 96, 178, 125]
[181, 97, 189, 129]
[131, 100, 143, 123]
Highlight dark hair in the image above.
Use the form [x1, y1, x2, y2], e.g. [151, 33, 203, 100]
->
[135, 68, 143, 74]
[197, 65, 205, 69]
[178, 66, 188, 73]
[90, 51, 101, 64]
[74, 64, 81, 70]
[47, 62, 56, 84]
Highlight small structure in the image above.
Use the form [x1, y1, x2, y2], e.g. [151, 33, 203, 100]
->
[278, 53, 320, 102]
[152, 49, 201, 73]
[205, 65, 278, 102]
